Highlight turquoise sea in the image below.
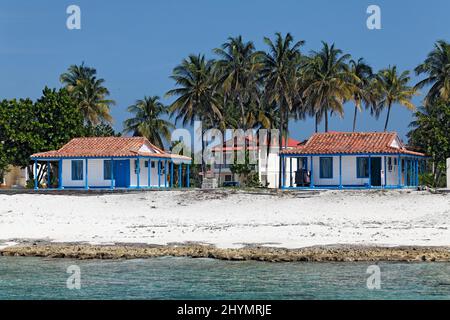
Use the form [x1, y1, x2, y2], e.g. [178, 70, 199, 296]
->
[0, 257, 449, 300]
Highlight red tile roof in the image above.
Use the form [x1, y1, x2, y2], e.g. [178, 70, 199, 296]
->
[279, 132, 426, 156]
[31, 137, 192, 161]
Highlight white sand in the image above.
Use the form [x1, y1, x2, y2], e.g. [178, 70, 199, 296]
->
[0, 190, 449, 249]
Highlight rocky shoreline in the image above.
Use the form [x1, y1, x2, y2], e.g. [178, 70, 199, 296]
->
[1, 243, 450, 262]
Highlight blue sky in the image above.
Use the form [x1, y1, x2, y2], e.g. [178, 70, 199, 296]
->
[1, 0, 449, 142]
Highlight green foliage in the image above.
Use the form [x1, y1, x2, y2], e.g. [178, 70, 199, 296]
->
[0, 88, 85, 171]
[84, 122, 121, 137]
[408, 100, 450, 187]
[123, 96, 174, 148]
[60, 63, 115, 125]
[230, 150, 257, 187]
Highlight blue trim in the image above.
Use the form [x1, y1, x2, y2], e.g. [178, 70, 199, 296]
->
[186, 164, 190, 188]
[170, 161, 174, 188]
[158, 160, 161, 188]
[319, 157, 333, 179]
[58, 159, 63, 190]
[110, 158, 114, 190]
[164, 160, 168, 188]
[310, 156, 314, 187]
[85, 159, 89, 190]
[398, 154, 402, 187]
[178, 164, 182, 188]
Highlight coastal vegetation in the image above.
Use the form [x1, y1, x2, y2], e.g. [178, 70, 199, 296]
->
[0, 37, 448, 187]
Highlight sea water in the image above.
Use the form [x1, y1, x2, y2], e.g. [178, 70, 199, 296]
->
[0, 256, 449, 300]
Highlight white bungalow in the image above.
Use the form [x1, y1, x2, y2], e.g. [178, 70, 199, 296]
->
[279, 132, 427, 189]
[30, 137, 192, 190]
[211, 136, 301, 188]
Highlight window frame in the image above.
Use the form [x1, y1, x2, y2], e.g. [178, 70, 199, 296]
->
[71, 160, 84, 181]
[104, 160, 113, 180]
[356, 157, 370, 179]
[319, 157, 333, 179]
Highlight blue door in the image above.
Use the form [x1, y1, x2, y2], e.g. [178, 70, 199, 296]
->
[114, 160, 130, 188]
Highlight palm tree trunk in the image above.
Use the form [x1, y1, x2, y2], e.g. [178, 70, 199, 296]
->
[315, 113, 319, 133]
[384, 103, 392, 132]
[352, 106, 358, 132]
[325, 111, 329, 132]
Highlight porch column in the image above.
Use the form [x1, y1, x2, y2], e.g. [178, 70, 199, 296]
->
[164, 160, 168, 188]
[47, 161, 50, 188]
[137, 157, 141, 189]
[368, 155, 372, 188]
[178, 163, 182, 188]
[170, 161, 174, 188]
[186, 164, 190, 188]
[289, 157, 293, 187]
[339, 155, 342, 189]
[59, 159, 63, 190]
[410, 159, 413, 187]
[148, 158, 151, 188]
[310, 156, 314, 188]
[416, 159, 419, 186]
[281, 155, 285, 189]
[85, 158, 89, 190]
[398, 155, 402, 187]
[110, 157, 114, 190]
[158, 160, 161, 188]
[34, 159, 38, 190]
[384, 156, 387, 188]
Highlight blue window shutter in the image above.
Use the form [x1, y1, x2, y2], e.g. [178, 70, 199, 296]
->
[104, 160, 112, 180]
[71, 160, 83, 181]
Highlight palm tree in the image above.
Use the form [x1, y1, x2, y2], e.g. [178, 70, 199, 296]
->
[348, 58, 378, 131]
[260, 33, 304, 187]
[213, 36, 263, 129]
[302, 42, 354, 132]
[376, 66, 417, 131]
[123, 96, 174, 149]
[166, 54, 222, 176]
[415, 40, 450, 105]
[60, 63, 115, 125]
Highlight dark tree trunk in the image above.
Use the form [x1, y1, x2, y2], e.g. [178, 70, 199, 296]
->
[384, 103, 392, 132]
[352, 105, 358, 132]
[325, 111, 329, 132]
[315, 113, 319, 133]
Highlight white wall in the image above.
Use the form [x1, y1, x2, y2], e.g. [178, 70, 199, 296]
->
[62, 158, 168, 188]
[129, 158, 167, 187]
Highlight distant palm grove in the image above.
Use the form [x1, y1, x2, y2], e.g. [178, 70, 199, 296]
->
[0, 34, 449, 187]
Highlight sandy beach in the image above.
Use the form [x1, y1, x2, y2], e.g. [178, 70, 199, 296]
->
[0, 189, 449, 255]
